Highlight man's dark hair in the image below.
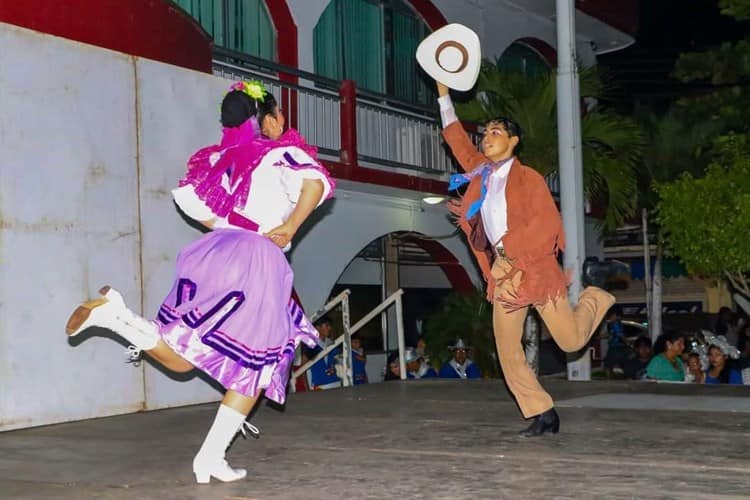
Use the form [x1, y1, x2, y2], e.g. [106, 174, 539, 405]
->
[633, 336, 652, 350]
[314, 315, 333, 328]
[653, 330, 683, 354]
[484, 116, 523, 154]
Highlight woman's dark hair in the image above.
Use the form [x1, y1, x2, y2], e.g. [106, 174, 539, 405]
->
[220, 90, 257, 128]
[653, 330, 684, 355]
[708, 345, 731, 383]
[221, 89, 279, 130]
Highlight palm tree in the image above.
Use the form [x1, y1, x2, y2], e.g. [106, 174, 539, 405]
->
[454, 59, 645, 230]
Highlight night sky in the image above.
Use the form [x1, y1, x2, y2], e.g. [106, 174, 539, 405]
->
[598, 0, 750, 112]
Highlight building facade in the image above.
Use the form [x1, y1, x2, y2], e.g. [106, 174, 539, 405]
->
[0, 0, 637, 429]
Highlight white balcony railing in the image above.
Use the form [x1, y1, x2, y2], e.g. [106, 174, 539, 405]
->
[212, 49, 559, 195]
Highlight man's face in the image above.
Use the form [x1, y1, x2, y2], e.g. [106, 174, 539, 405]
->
[481, 122, 518, 162]
[453, 348, 467, 364]
[316, 322, 332, 339]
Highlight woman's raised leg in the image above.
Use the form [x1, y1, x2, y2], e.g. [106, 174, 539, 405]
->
[66, 286, 194, 373]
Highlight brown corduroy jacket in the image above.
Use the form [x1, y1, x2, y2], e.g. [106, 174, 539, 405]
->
[442, 121, 568, 307]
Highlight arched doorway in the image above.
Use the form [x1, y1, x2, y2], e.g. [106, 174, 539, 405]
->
[321, 231, 472, 382]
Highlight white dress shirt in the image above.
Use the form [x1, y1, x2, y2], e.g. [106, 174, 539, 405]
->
[438, 94, 512, 249]
[481, 157, 513, 248]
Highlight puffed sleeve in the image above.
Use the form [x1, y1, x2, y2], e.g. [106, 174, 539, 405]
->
[277, 146, 335, 206]
[172, 184, 214, 221]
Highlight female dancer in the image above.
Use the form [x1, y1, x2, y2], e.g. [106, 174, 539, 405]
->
[65, 81, 334, 484]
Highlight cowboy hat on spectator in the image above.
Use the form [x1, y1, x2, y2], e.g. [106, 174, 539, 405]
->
[448, 338, 472, 351]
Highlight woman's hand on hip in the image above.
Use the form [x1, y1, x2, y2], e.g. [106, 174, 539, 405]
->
[264, 222, 296, 248]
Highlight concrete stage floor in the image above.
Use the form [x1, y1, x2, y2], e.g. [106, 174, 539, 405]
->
[1, 378, 749, 499]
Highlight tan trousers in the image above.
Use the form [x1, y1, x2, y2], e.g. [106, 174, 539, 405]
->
[491, 258, 615, 418]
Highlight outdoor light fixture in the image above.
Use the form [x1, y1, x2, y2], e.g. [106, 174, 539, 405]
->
[422, 196, 445, 205]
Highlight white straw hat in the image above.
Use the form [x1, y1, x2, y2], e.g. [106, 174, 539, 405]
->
[416, 23, 481, 92]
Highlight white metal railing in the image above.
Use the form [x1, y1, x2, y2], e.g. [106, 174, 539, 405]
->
[291, 288, 407, 390]
[356, 102, 454, 173]
[294, 289, 353, 389]
[211, 52, 564, 194]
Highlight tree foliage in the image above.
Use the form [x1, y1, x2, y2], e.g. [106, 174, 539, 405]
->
[655, 134, 750, 296]
[720, 0, 750, 20]
[671, 3, 750, 135]
[454, 59, 645, 230]
[635, 109, 725, 210]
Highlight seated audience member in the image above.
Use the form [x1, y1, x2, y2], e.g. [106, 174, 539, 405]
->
[384, 352, 401, 381]
[405, 347, 437, 379]
[686, 352, 705, 384]
[384, 348, 437, 380]
[439, 339, 481, 379]
[646, 331, 686, 382]
[623, 336, 652, 380]
[350, 333, 368, 385]
[705, 344, 744, 385]
[304, 316, 341, 390]
[738, 327, 750, 384]
[603, 307, 628, 376]
[416, 336, 430, 364]
[715, 307, 738, 348]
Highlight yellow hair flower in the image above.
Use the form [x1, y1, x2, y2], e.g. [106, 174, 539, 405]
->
[229, 80, 266, 102]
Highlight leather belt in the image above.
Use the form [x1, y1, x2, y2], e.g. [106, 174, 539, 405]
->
[494, 245, 509, 260]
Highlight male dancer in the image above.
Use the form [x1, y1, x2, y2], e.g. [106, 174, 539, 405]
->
[436, 81, 614, 437]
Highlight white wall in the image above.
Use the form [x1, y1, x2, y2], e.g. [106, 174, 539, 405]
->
[135, 60, 236, 410]
[0, 24, 144, 430]
[0, 23, 481, 430]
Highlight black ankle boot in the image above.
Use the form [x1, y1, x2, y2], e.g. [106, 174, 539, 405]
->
[519, 408, 560, 437]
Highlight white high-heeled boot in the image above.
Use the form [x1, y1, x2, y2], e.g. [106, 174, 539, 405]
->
[65, 286, 160, 354]
[193, 404, 248, 484]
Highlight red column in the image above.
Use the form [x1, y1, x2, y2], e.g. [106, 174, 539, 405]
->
[339, 80, 358, 169]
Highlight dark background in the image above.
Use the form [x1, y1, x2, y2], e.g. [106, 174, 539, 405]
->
[599, 0, 750, 112]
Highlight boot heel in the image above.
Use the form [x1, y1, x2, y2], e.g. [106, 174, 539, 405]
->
[194, 471, 211, 484]
[65, 298, 108, 336]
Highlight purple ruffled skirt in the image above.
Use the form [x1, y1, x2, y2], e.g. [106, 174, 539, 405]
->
[154, 228, 318, 404]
